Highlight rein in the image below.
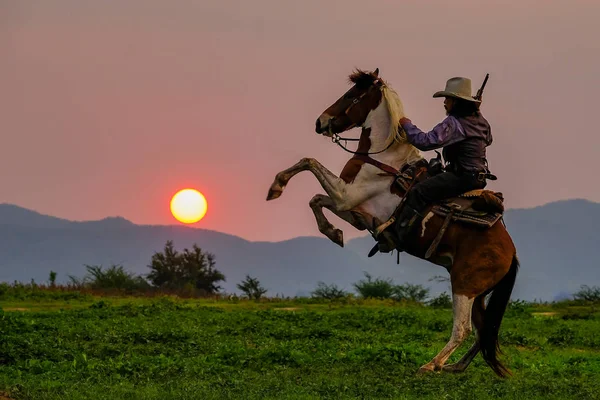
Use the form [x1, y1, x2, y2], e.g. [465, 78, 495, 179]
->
[330, 131, 396, 156]
[329, 123, 407, 176]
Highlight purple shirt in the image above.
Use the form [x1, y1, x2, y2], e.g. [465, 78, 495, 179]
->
[400, 116, 466, 151]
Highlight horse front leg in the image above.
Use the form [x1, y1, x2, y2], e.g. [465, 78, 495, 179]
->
[418, 293, 474, 374]
[267, 157, 373, 211]
[309, 194, 371, 247]
[442, 294, 485, 373]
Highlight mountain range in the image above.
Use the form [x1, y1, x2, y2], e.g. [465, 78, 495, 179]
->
[1, 199, 598, 301]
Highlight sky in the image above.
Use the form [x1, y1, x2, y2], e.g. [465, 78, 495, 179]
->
[2, 0, 599, 242]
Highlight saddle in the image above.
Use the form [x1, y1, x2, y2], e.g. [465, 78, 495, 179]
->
[371, 157, 505, 261]
[433, 189, 504, 228]
[393, 157, 504, 229]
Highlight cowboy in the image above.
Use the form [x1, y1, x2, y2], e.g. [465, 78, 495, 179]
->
[385, 77, 494, 253]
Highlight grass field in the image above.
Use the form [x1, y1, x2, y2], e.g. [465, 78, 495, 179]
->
[0, 296, 599, 400]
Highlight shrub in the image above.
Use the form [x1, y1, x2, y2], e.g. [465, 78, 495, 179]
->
[573, 285, 600, 303]
[48, 271, 57, 287]
[353, 273, 395, 299]
[394, 283, 429, 302]
[428, 292, 452, 308]
[147, 240, 225, 294]
[311, 282, 348, 300]
[507, 299, 530, 316]
[80, 264, 150, 291]
[236, 275, 267, 300]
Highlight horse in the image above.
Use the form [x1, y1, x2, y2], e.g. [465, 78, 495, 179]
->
[266, 68, 518, 377]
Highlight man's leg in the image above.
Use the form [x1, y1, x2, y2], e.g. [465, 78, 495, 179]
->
[373, 172, 483, 255]
[393, 172, 468, 251]
[406, 172, 467, 210]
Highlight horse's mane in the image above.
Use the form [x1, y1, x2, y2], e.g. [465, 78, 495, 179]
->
[348, 69, 377, 87]
[382, 86, 408, 146]
[348, 69, 409, 147]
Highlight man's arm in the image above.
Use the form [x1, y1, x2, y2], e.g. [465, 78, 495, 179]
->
[399, 116, 465, 151]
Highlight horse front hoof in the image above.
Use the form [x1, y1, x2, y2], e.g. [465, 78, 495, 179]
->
[417, 363, 436, 375]
[332, 229, 344, 247]
[266, 185, 283, 201]
[266, 190, 281, 201]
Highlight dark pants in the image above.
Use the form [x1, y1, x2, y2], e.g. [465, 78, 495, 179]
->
[404, 171, 487, 213]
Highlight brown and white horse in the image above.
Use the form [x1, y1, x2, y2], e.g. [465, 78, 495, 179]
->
[266, 68, 518, 377]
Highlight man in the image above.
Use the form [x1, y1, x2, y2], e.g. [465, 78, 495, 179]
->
[382, 76, 494, 253]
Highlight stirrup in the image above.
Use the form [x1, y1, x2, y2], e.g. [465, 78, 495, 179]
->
[367, 243, 399, 258]
[368, 244, 406, 261]
[367, 243, 379, 257]
[373, 217, 396, 237]
[368, 230, 397, 257]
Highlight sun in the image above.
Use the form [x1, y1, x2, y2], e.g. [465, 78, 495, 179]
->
[170, 189, 208, 224]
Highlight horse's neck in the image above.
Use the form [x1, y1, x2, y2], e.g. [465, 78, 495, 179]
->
[362, 100, 422, 168]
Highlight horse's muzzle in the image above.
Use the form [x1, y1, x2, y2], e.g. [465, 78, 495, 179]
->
[315, 114, 333, 136]
[315, 118, 323, 133]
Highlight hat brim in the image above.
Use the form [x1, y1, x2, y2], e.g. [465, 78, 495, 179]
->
[433, 91, 481, 103]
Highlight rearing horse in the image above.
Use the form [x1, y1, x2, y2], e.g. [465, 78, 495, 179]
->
[267, 68, 518, 377]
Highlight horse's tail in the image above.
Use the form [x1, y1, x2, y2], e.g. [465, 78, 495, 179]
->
[481, 253, 519, 377]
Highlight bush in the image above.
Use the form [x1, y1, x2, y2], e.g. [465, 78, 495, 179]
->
[394, 283, 430, 302]
[311, 282, 348, 300]
[79, 265, 151, 291]
[147, 240, 225, 294]
[48, 271, 57, 287]
[353, 274, 431, 302]
[236, 275, 267, 300]
[573, 285, 600, 302]
[428, 292, 452, 308]
[353, 273, 396, 299]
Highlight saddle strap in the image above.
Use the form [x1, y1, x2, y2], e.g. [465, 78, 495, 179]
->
[352, 154, 399, 176]
[425, 210, 455, 259]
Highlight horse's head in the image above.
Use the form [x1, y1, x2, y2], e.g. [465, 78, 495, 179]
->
[315, 68, 385, 137]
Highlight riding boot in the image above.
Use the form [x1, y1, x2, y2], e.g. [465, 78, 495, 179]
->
[367, 205, 422, 257]
[393, 205, 423, 252]
[368, 229, 397, 257]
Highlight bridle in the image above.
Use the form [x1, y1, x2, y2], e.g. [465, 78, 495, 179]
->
[330, 132, 396, 156]
[327, 79, 400, 156]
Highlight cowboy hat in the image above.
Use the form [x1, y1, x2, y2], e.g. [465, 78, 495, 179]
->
[433, 77, 480, 103]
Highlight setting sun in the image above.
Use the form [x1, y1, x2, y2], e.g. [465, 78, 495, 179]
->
[170, 189, 208, 224]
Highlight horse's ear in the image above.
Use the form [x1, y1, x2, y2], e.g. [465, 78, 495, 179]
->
[373, 68, 380, 77]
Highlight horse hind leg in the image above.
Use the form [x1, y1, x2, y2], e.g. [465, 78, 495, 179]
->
[309, 194, 368, 247]
[418, 293, 474, 373]
[442, 294, 485, 373]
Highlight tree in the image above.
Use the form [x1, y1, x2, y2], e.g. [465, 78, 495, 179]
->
[311, 282, 348, 300]
[48, 271, 57, 288]
[146, 240, 180, 288]
[428, 292, 453, 309]
[573, 285, 600, 302]
[353, 272, 395, 299]
[236, 275, 267, 300]
[394, 283, 430, 302]
[353, 273, 431, 302]
[147, 240, 225, 294]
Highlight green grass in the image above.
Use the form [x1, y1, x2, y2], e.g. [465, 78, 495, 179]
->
[0, 297, 599, 400]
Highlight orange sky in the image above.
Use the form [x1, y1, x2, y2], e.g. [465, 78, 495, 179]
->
[2, 0, 599, 241]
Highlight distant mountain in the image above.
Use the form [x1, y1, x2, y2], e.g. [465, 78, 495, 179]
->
[0, 200, 598, 301]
